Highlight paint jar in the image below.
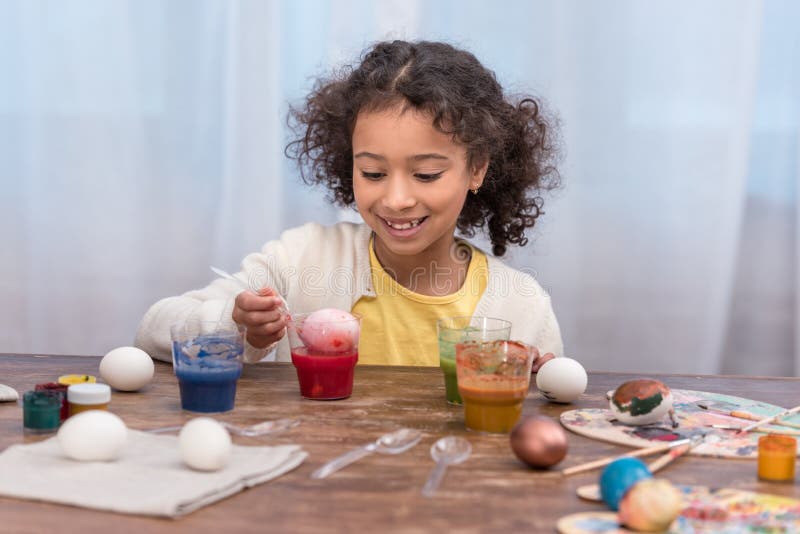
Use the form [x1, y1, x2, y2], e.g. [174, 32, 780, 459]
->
[23, 390, 62, 433]
[757, 434, 796, 482]
[35, 382, 69, 421]
[67, 383, 111, 417]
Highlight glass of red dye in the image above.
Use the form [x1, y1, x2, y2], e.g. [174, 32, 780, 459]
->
[287, 312, 361, 400]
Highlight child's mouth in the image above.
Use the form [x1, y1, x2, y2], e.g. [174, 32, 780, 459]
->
[380, 216, 428, 237]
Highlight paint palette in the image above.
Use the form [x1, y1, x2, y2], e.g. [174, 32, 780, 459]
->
[561, 389, 800, 459]
[557, 485, 800, 533]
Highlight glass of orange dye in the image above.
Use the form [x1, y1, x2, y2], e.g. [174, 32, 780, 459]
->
[456, 340, 535, 433]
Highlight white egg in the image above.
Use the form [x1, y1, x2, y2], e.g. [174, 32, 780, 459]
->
[99, 346, 154, 391]
[179, 417, 232, 471]
[536, 357, 588, 403]
[57, 410, 128, 461]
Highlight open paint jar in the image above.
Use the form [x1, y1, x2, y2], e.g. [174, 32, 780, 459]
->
[67, 383, 111, 417]
[758, 434, 797, 482]
[35, 382, 69, 421]
[757, 434, 797, 482]
[23, 390, 62, 433]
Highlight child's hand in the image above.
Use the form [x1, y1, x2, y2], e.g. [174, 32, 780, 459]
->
[532, 351, 555, 373]
[232, 287, 287, 349]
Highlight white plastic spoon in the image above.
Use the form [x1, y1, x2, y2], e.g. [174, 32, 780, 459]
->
[146, 418, 299, 437]
[311, 428, 422, 479]
[422, 436, 472, 497]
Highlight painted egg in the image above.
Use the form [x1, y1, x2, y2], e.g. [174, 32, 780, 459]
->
[618, 478, 682, 532]
[609, 379, 673, 426]
[298, 308, 360, 353]
[535, 357, 588, 403]
[510, 416, 569, 468]
[99, 346, 155, 391]
[599, 457, 652, 511]
[57, 410, 128, 462]
[179, 417, 232, 471]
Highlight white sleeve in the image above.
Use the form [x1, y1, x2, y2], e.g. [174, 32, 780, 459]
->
[134, 228, 299, 364]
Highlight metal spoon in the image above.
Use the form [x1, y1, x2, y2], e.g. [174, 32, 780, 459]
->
[145, 418, 299, 437]
[311, 428, 422, 479]
[422, 436, 472, 497]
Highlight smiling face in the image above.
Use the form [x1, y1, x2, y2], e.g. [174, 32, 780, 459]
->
[352, 104, 487, 271]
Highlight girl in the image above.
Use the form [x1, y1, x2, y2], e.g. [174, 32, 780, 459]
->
[135, 40, 563, 368]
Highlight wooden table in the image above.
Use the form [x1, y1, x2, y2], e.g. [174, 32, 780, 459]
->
[1, 354, 799, 532]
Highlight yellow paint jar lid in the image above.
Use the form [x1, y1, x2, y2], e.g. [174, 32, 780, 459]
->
[58, 374, 96, 385]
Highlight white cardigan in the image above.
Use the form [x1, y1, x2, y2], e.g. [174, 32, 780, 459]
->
[134, 222, 563, 363]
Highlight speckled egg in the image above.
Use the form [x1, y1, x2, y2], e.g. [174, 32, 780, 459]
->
[618, 478, 682, 532]
[609, 379, 674, 426]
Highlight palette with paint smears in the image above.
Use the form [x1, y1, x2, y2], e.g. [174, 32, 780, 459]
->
[557, 485, 800, 534]
[560, 389, 800, 459]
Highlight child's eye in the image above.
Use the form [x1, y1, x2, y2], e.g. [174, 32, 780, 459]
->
[415, 172, 443, 181]
[361, 171, 385, 180]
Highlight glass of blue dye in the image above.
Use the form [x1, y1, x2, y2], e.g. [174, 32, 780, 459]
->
[170, 321, 245, 413]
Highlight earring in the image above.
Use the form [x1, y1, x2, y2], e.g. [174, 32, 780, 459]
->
[471, 187, 479, 195]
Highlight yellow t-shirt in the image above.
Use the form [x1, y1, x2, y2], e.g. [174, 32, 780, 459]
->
[352, 238, 488, 366]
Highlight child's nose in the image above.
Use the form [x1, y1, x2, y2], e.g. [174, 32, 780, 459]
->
[381, 176, 417, 211]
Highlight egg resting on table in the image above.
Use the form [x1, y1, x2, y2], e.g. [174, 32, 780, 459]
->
[179, 417, 232, 471]
[535, 357, 588, 403]
[609, 378, 677, 427]
[298, 308, 360, 353]
[510, 416, 569, 468]
[99, 346, 154, 391]
[57, 410, 128, 461]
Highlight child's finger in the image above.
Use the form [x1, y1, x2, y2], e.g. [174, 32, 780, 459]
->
[235, 291, 282, 312]
[532, 352, 555, 373]
[246, 327, 286, 349]
[246, 318, 287, 340]
[241, 309, 283, 326]
[257, 287, 276, 297]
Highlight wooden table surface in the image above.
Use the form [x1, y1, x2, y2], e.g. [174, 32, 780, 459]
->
[1, 354, 799, 533]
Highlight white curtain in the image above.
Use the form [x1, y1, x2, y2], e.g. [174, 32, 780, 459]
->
[2, 0, 798, 375]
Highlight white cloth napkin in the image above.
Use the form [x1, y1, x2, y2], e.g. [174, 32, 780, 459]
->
[0, 430, 307, 517]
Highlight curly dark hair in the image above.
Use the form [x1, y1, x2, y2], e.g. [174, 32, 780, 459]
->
[285, 40, 561, 256]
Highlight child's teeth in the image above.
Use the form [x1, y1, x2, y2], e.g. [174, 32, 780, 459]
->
[388, 219, 421, 230]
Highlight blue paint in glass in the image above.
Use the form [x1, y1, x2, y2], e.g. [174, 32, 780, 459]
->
[173, 335, 243, 413]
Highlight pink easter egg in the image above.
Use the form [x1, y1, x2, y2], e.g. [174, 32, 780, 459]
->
[298, 308, 360, 353]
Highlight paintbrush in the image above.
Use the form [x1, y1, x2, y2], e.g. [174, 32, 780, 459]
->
[562, 437, 692, 476]
[711, 424, 800, 436]
[737, 405, 800, 435]
[645, 435, 703, 471]
[696, 403, 800, 430]
[575, 435, 703, 501]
